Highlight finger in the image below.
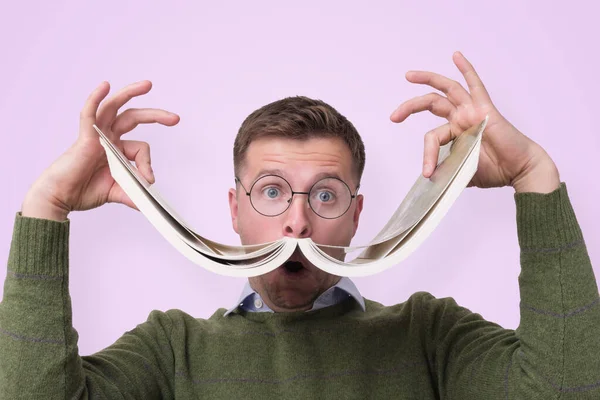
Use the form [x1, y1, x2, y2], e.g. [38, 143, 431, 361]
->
[405, 70, 472, 106]
[122, 140, 155, 184]
[111, 108, 180, 136]
[423, 123, 452, 177]
[390, 93, 455, 123]
[79, 82, 110, 138]
[452, 51, 493, 106]
[108, 185, 140, 211]
[96, 80, 153, 129]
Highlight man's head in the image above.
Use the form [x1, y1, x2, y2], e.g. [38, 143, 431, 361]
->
[228, 96, 365, 312]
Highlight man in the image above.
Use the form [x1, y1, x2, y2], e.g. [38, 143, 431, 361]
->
[1, 52, 598, 399]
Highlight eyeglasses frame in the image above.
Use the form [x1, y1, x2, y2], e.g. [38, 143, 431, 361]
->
[234, 174, 360, 220]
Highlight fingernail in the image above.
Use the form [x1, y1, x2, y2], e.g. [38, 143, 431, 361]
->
[423, 164, 431, 176]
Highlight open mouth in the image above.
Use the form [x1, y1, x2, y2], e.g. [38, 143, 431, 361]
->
[284, 260, 304, 273]
[280, 259, 311, 279]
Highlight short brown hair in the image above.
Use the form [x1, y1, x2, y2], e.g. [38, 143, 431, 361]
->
[233, 96, 366, 182]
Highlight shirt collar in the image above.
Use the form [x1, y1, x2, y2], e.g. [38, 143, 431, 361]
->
[223, 276, 365, 316]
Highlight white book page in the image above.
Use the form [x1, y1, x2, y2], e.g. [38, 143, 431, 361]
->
[310, 116, 487, 253]
[357, 117, 486, 245]
[94, 116, 486, 277]
[95, 125, 278, 257]
[299, 139, 482, 276]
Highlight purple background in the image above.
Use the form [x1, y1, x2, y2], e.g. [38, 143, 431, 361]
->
[1, 1, 598, 355]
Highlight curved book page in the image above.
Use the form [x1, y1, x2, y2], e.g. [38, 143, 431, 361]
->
[299, 139, 482, 276]
[93, 116, 486, 277]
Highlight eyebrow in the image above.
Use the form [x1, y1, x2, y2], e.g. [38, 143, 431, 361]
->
[252, 168, 345, 186]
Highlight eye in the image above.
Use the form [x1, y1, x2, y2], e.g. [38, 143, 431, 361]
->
[316, 190, 334, 202]
[263, 187, 280, 199]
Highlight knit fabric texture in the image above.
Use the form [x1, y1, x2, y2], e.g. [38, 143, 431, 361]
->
[1, 183, 598, 399]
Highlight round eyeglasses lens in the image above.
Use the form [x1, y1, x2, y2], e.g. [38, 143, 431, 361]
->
[249, 175, 293, 216]
[309, 178, 352, 219]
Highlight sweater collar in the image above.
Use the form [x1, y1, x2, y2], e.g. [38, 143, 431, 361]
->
[223, 276, 365, 316]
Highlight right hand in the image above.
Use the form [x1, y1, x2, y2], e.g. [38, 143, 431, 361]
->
[21, 80, 180, 222]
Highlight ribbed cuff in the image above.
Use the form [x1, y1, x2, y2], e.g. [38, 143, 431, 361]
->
[7, 212, 70, 276]
[515, 182, 583, 250]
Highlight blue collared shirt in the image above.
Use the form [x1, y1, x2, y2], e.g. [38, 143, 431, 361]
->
[223, 276, 366, 316]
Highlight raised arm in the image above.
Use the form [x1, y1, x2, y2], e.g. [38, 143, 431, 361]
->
[0, 81, 180, 399]
[391, 52, 599, 398]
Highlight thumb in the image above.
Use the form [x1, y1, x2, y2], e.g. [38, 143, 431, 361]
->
[108, 184, 139, 211]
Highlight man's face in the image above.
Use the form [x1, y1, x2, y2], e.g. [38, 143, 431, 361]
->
[228, 136, 364, 312]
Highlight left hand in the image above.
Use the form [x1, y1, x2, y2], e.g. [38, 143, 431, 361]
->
[390, 51, 560, 193]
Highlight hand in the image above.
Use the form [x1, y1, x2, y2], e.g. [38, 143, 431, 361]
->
[21, 80, 180, 221]
[390, 51, 560, 193]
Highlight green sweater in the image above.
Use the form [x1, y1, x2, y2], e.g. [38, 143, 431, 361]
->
[1, 183, 599, 399]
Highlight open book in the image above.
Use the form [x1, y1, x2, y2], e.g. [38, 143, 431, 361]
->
[93, 116, 487, 277]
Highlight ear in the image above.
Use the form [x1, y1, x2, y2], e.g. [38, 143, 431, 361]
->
[352, 194, 364, 237]
[228, 188, 240, 234]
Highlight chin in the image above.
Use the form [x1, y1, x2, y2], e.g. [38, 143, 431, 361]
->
[255, 266, 322, 311]
[272, 295, 316, 311]
[248, 248, 341, 311]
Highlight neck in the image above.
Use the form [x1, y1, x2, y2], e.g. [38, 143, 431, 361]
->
[249, 276, 342, 313]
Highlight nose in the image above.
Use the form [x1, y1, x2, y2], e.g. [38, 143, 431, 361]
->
[282, 194, 312, 238]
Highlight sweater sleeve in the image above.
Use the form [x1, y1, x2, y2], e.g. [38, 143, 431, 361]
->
[426, 182, 600, 399]
[0, 213, 175, 400]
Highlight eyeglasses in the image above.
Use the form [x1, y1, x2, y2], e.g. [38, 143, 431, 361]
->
[235, 174, 360, 219]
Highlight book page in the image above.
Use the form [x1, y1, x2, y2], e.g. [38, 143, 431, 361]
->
[311, 116, 487, 252]
[299, 139, 483, 276]
[94, 116, 486, 277]
[357, 118, 486, 245]
[95, 125, 278, 259]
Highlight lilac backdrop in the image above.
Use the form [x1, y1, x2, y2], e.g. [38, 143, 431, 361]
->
[1, 1, 598, 355]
